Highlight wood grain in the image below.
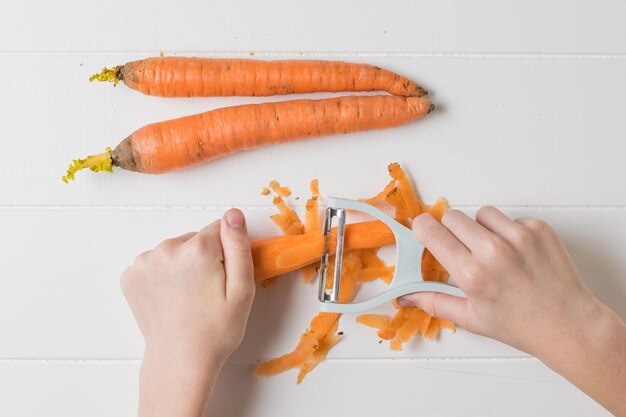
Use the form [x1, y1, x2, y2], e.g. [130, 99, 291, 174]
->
[1, 0, 625, 53]
[0, 359, 610, 417]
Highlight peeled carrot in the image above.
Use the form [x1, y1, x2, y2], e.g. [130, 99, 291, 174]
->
[90, 57, 427, 97]
[251, 220, 394, 281]
[63, 95, 433, 182]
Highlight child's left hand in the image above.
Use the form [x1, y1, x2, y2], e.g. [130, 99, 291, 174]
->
[121, 208, 256, 417]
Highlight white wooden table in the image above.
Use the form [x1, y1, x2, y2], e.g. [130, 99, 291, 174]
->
[1, 1, 624, 415]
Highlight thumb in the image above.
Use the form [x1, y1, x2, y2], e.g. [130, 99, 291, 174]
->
[221, 208, 255, 306]
[397, 292, 469, 329]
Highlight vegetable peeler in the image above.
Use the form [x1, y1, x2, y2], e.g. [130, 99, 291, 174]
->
[318, 198, 465, 314]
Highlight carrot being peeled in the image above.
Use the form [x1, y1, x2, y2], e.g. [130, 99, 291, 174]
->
[90, 57, 428, 97]
[251, 220, 395, 282]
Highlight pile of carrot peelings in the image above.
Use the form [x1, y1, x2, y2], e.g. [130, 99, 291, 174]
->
[254, 164, 456, 383]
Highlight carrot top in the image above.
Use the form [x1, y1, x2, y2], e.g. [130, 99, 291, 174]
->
[62, 147, 113, 183]
[89, 67, 122, 85]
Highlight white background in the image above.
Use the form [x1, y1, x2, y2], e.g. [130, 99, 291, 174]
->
[1, 1, 625, 415]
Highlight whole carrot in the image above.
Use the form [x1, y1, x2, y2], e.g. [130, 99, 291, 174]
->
[90, 57, 427, 97]
[63, 95, 433, 181]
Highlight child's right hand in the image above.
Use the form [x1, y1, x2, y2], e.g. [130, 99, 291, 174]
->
[398, 206, 626, 416]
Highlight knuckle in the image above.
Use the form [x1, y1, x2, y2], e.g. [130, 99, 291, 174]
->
[480, 236, 505, 259]
[187, 237, 210, 257]
[442, 208, 462, 221]
[509, 225, 535, 248]
[525, 218, 552, 235]
[461, 262, 485, 289]
[155, 238, 178, 255]
[476, 205, 496, 220]
[133, 250, 151, 266]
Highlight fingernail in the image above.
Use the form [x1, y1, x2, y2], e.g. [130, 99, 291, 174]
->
[396, 297, 412, 307]
[225, 209, 245, 230]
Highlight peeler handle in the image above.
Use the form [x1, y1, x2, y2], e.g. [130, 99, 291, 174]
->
[319, 198, 465, 314]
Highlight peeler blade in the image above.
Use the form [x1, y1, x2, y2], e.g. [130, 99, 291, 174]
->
[317, 207, 346, 304]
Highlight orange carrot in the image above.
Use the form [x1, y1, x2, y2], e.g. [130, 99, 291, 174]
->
[251, 221, 392, 282]
[63, 96, 433, 181]
[90, 57, 427, 97]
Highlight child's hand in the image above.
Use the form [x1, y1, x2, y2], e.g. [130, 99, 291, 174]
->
[399, 206, 596, 355]
[121, 208, 255, 417]
[399, 207, 626, 416]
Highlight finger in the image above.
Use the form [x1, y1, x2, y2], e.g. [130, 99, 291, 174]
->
[412, 213, 472, 278]
[441, 209, 493, 252]
[397, 292, 469, 329]
[221, 209, 255, 307]
[189, 220, 224, 260]
[475, 206, 522, 241]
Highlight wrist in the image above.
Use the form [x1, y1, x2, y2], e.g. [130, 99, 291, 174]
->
[138, 346, 224, 417]
[531, 293, 605, 364]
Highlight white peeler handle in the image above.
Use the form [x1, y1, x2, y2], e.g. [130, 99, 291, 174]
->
[319, 198, 465, 314]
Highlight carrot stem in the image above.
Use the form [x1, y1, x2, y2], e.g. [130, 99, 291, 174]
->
[89, 66, 122, 85]
[62, 147, 113, 183]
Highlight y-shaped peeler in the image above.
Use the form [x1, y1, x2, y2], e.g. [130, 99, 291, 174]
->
[318, 197, 465, 314]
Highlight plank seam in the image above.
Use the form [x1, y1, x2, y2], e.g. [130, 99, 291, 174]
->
[1, 205, 625, 210]
[0, 357, 536, 363]
[1, 51, 626, 59]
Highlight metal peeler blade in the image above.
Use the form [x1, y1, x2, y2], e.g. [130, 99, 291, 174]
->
[317, 197, 465, 314]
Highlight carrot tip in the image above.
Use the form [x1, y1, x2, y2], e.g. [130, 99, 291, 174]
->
[427, 103, 435, 114]
[89, 66, 122, 85]
[62, 147, 113, 183]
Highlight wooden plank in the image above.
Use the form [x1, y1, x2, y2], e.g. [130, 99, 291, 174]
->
[1, 207, 624, 359]
[0, 359, 609, 416]
[1, 55, 625, 206]
[1, 0, 625, 53]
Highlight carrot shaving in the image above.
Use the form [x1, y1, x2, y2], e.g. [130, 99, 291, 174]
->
[256, 251, 361, 382]
[362, 179, 396, 206]
[269, 180, 292, 197]
[259, 187, 270, 196]
[388, 162, 425, 217]
[390, 308, 432, 351]
[301, 179, 322, 284]
[271, 197, 304, 235]
[385, 187, 410, 227]
[296, 320, 341, 384]
[356, 314, 390, 330]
